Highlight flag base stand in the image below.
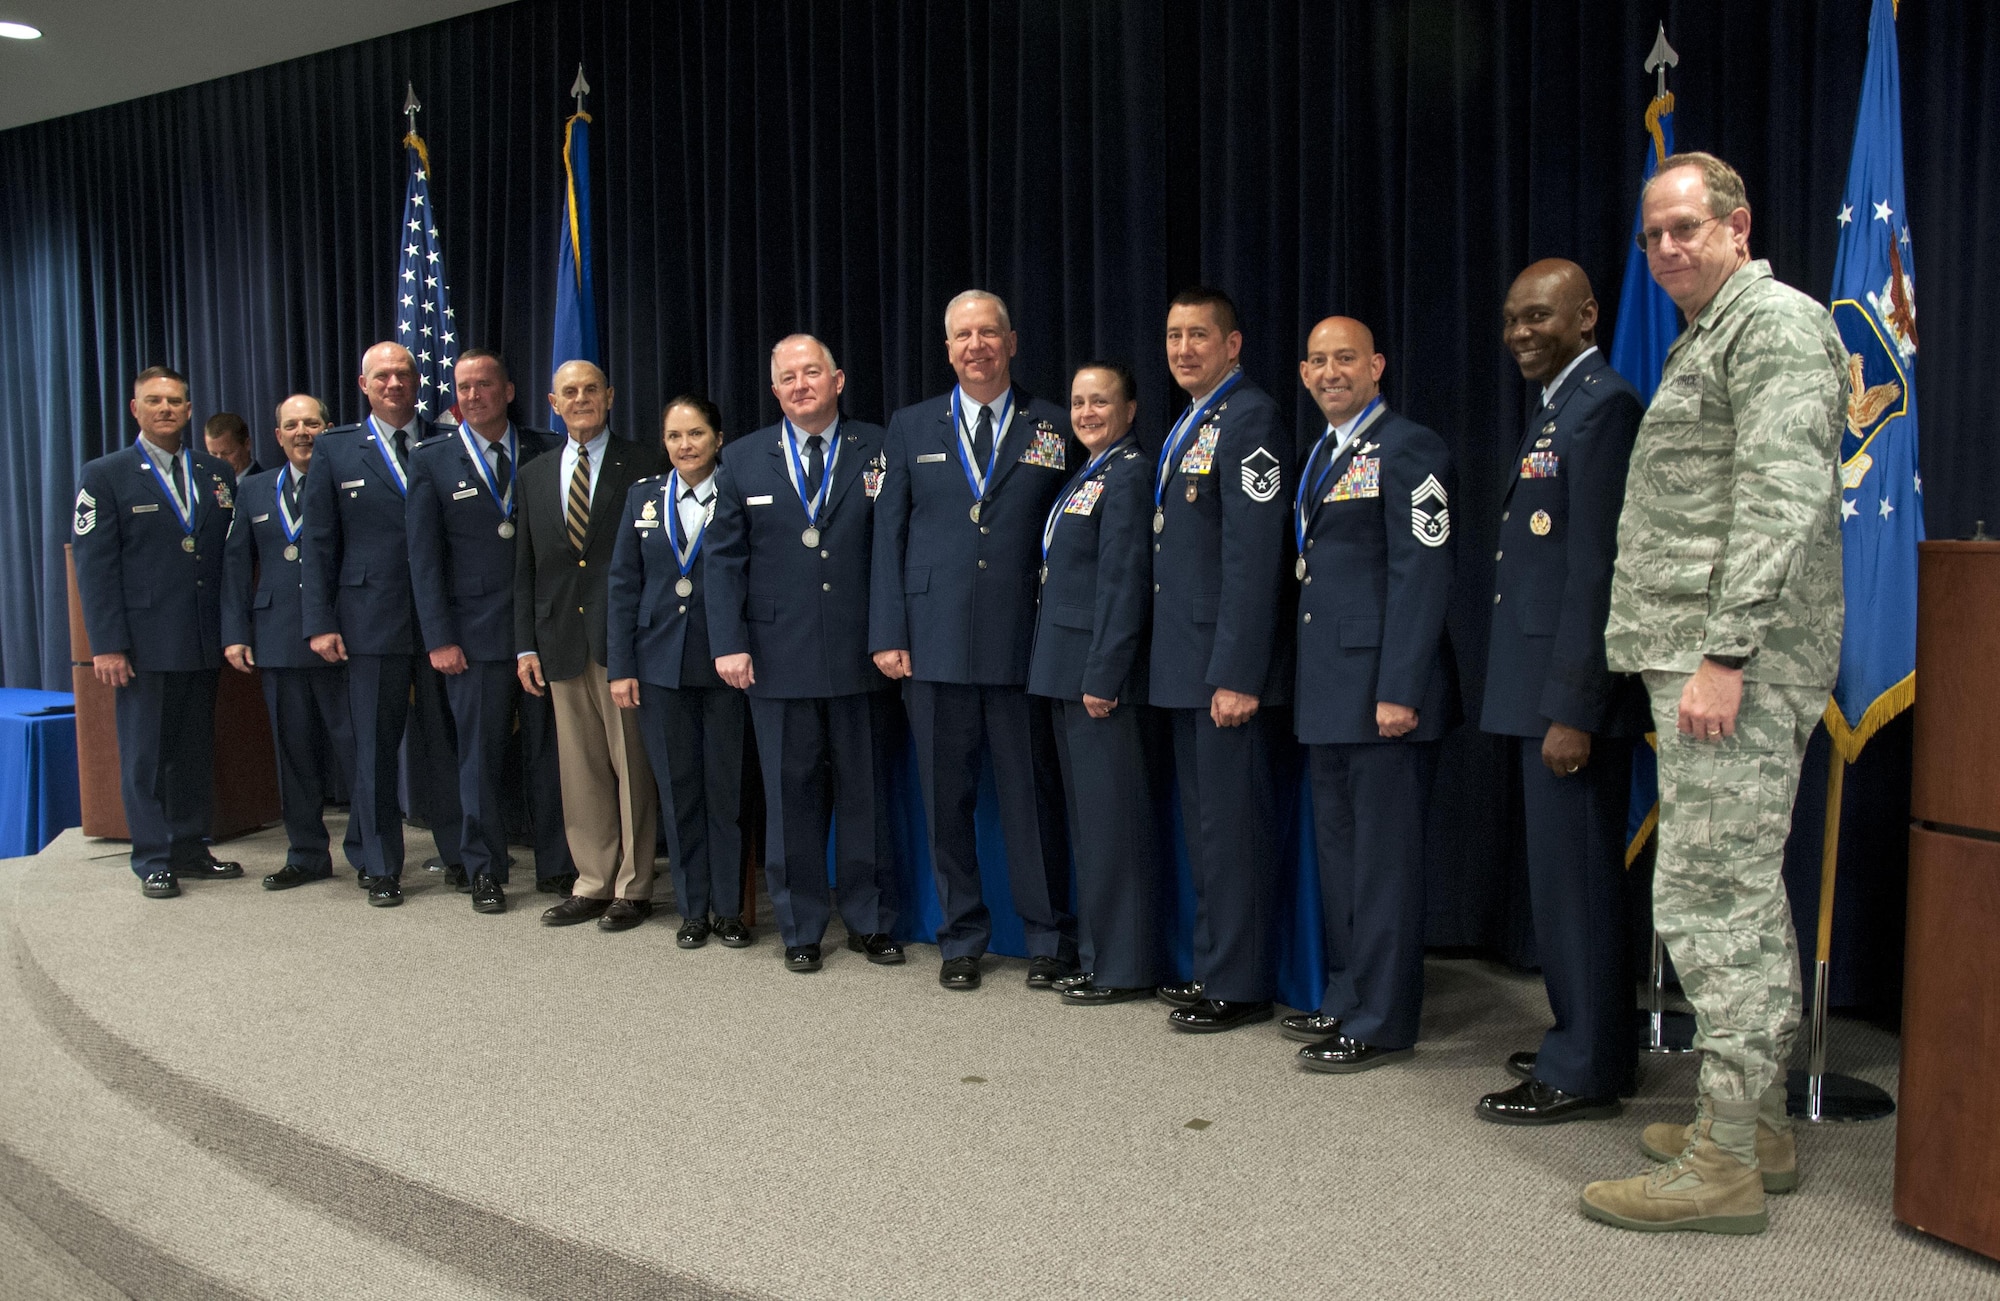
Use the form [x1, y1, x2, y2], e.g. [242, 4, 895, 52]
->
[1636, 931, 1696, 1054]
[1786, 956, 1895, 1123]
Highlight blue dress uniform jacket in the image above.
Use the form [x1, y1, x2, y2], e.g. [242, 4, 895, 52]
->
[1293, 409, 1455, 744]
[1027, 440, 1151, 703]
[299, 420, 438, 656]
[606, 473, 726, 690]
[1479, 350, 1646, 1100]
[1480, 352, 1649, 739]
[220, 466, 316, 667]
[407, 425, 563, 662]
[74, 442, 234, 672]
[869, 388, 1077, 683]
[707, 420, 890, 699]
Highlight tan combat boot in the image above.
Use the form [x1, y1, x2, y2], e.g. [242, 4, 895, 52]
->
[1581, 1117, 1768, 1234]
[1640, 1116, 1797, 1193]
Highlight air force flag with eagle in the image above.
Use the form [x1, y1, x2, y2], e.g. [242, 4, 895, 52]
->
[394, 126, 460, 424]
[1826, 0, 1922, 759]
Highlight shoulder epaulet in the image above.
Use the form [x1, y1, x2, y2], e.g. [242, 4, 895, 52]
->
[1121, 449, 1139, 459]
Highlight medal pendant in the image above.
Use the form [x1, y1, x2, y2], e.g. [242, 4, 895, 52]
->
[283, 544, 300, 562]
[674, 577, 694, 598]
[180, 536, 196, 553]
[1039, 565, 1048, 584]
[498, 520, 516, 539]
[801, 526, 821, 548]
[1295, 555, 1307, 581]
[1186, 480, 1198, 503]
[1152, 508, 1165, 535]
[969, 502, 982, 524]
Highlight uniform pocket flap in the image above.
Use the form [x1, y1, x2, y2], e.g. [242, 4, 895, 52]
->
[1191, 592, 1219, 625]
[746, 595, 778, 622]
[1338, 616, 1383, 648]
[338, 567, 368, 588]
[535, 599, 553, 619]
[252, 591, 274, 610]
[904, 566, 930, 595]
[1052, 602, 1094, 631]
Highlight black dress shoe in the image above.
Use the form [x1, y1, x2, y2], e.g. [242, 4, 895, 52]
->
[470, 874, 505, 914]
[712, 916, 754, 948]
[786, 944, 823, 973]
[1297, 1034, 1412, 1074]
[356, 871, 371, 890]
[542, 895, 611, 926]
[1475, 1077, 1622, 1126]
[846, 932, 905, 964]
[140, 871, 180, 899]
[677, 918, 712, 949]
[262, 865, 331, 891]
[939, 956, 982, 991]
[445, 864, 470, 892]
[1051, 970, 1094, 993]
[598, 898, 653, 932]
[1025, 955, 1077, 989]
[1059, 981, 1154, 1006]
[1169, 999, 1274, 1033]
[536, 871, 578, 896]
[365, 877, 403, 908]
[1280, 1012, 1343, 1044]
[179, 859, 244, 880]
[422, 856, 447, 874]
[1505, 1050, 1537, 1082]
[1155, 981, 1204, 1008]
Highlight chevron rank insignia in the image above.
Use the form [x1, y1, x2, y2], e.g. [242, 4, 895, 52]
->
[1240, 447, 1281, 502]
[73, 487, 97, 535]
[1410, 474, 1450, 547]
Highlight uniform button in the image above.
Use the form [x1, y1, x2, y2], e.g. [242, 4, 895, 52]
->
[1303, 575, 1312, 585]
[822, 582, 832, 592]
[577, 605, 585, 614]
[196, 579, 204, 586]
[578, 559, 587, 568]
[1306, 539, 1314, 549]
[977, 560, 987, 570]
[1303, 613, 1312, 623]
[1154, 543, 1161, 553]
[678, 604, 686, 613]
[1494, 593, 1503, 605]
[1154, 583, 1161, 593]
[979, 526, 990, 535]
[1495, 550, 1503, 561]
[820, 550, 830, 558]
[1502, 511, 1510, 522]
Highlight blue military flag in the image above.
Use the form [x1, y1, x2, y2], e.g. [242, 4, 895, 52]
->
[1825, 0, 1922, 760]
[1609, 78, 1679, 862]
[550, 82, 600, 435]
[394, 126, 460, 424]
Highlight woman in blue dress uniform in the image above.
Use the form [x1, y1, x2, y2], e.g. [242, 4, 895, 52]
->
[1027, 363, 1166, 1004]
[607, 396, 750, 948]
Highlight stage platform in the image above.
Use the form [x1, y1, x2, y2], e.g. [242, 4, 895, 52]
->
[0, 824, 1991, 1300]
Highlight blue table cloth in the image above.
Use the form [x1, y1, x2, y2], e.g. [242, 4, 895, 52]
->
[0, 688, 81, 858]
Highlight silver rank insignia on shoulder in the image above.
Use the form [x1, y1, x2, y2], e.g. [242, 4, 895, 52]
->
[1411, 475, 1450, 547]
[1240, 447, 1281, 503]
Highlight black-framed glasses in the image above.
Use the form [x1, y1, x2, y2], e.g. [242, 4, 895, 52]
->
[1635, 216, 1722, 252]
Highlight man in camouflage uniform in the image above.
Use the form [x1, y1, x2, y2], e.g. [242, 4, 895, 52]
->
[1582, 152, 1846, 1235]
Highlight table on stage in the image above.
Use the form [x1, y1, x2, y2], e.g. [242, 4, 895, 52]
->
[0, 688, 81, 859]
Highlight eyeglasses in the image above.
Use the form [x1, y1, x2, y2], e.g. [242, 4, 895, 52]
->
[1635, 216, 1722, 252]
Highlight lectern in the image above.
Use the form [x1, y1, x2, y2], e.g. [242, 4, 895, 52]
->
[65, 544, 280, 842]
[1897, 541, 2000, 1260]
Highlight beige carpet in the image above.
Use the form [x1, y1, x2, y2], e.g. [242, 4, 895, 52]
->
[1, 823, 1995, 1300]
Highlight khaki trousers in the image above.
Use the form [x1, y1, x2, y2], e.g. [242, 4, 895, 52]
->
[550, 660, 659, 901]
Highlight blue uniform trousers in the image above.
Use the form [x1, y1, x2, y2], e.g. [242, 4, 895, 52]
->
[405, 658, 463, 863]
[638, 683, 745, 923]
[1171, 707, 1280, 1002]
[1520, 734, 1637, 1098]
[345, 653, 412, 879]
[903, 679, 1074, 963]
[260, 666, 362, 874]
[1310, 740, 1438, 1049]
[115, 669, 219, 878]
[443, 661, 523, 884]
[748, 692, 899, 948]
[1053, 698, 1168, 990]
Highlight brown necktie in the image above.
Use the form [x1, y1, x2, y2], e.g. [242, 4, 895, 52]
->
[565, 443, 591, 553]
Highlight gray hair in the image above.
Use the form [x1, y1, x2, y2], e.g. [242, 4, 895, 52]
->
[943, 289, 1013, 335]
[1643, 150, 1751, 220]
[359, 341, 417, 377]
[770, 333, 839, 382]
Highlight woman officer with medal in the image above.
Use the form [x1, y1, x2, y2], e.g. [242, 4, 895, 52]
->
[1026, 363, 1168, 1004]
[607, 396, 750, 946]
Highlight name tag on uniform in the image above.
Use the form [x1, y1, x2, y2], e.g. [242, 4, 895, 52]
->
[916, 453, 948, 464]
[451, 487, 480, 500]
[746, 494, 774, 505]
[340, 479, 365, 489]
[635, 519, 659, 529]
[132, 503, 160, 514]
[252, 513, 271, 523]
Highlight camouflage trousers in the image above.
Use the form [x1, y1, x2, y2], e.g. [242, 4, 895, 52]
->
[1643, 670, 1822, 1101]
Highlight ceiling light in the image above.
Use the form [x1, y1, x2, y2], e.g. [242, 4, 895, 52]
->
[0, 22, 43, 39]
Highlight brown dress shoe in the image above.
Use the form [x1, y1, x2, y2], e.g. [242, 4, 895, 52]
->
[598, 898, 653, 932]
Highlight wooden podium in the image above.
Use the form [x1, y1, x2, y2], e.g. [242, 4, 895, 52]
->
[1897, 541, 2000, 1260]
[65, 544, 280, 842]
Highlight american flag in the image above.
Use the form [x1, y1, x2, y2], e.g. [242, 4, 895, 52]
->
[394, 129, 459, 424]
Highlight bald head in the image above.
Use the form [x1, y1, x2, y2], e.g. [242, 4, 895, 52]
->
[1501, 259, 1599, 385]
[549, 360, 614, 442]
[1300, 317, 1386, 426]
[358, 340, 419, 426]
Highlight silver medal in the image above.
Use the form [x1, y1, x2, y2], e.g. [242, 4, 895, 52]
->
[674, 577, 693, 598]
[284, 544, 300, 562]
[802, 526, 820, 548]
[969, 502, 982, 524]
[498, 520, 516, 538]
[181, 536, 195, 553]
[1295, 555, 1306, 581]
[1152, 508, 1164, 535]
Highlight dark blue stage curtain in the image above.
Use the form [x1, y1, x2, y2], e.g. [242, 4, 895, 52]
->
[3, 0, 1995, 1011]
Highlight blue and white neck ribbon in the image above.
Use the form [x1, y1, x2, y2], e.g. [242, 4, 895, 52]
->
[458, 425, 516, 520]
[366, 416, 411, 497]
[1294, 395, 1385, 554]
[275, 465, 304, 546]
[950, 386, 1013, 504]
[140, 446, 196, 541]
[666, 472, 710, 578]
[1042, 435, 1133, 561]
[780, 417, 842, 526]
[1154, 368, 1245, 506]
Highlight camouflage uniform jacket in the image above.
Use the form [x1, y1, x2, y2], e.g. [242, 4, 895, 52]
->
[1604, 260, 1846, 688]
